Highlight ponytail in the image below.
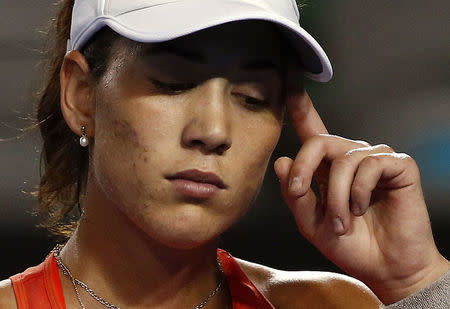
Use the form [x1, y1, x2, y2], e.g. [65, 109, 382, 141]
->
[32, 0, 83, 238]
[32, 0, 119, 238]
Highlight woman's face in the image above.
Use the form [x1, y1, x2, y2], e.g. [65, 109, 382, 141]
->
[90, 21, 286, 249]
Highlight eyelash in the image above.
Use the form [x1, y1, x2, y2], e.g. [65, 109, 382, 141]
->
[150, 79, 269, 108]
[151, 79, 195, 93]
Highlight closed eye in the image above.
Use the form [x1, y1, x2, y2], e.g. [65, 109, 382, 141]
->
[235, 94, 269, 108]
[150, 78, 196, 93]
[150, 78, 270, 109]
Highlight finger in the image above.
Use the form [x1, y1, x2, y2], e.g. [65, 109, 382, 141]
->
[286, 89, 328, 142]
[288, 135, 369, 197]
[326, 145, 394, 234]
[326, 155, 355, 235]
[275, 156, 295, 200]
[351, 152, 415, 216]
[275, 157, 322, 240]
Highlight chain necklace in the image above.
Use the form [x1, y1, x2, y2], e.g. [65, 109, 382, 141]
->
[52, 244, 224, 309]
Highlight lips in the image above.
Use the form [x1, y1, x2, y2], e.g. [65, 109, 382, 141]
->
[167, 169, 227, 189]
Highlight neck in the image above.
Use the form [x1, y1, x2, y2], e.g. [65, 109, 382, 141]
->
[59, 181, 229, 309]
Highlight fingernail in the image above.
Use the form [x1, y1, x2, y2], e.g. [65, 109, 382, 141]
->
[333, 217, 345, 235]
[352, 203, 362, 216]
[289, 177, 302, 195]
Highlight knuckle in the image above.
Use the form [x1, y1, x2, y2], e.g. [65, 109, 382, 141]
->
[289, 165, 310, 184]
[397, 152, 419, 169]
[311, 134, 325, 146]
[289, 166, 304, 180]
[388, 152, 416, 166]
[353, 140, 371, 148]
[332, 156, 353, 170]
[372, 143, 394, 153]
[390, 152, 422, 180]
[396, 152, 413, 161]
[345, 147, 367, 156]
[306, 134, 328, 153]
[362, 154, 382, 166]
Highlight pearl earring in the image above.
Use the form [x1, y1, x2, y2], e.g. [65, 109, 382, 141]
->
[79, 125, 89, 147]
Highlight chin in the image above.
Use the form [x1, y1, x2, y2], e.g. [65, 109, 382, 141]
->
[132, 205, 232, 250]
[161, 233, 218, 250]
[149, 224, 223, 251]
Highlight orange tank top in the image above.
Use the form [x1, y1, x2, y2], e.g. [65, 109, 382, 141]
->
[10, 249, 274, 309]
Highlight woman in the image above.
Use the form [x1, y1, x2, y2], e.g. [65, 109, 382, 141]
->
[0, 0, 449, 308]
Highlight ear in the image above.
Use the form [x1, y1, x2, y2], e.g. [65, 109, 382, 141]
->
[60, 50, 95, 139]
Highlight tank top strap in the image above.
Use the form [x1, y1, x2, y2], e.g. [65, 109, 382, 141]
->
[10, 251, 66, 309]
[217, 249, 275, 309]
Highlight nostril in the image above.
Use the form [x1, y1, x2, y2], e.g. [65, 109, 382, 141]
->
[181, 121, 232, 154]
[190, 139, 205, 147]
[217, 143, 231, 154]
[186, 139, 230, 154]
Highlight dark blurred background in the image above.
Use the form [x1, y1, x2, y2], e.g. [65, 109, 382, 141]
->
[1, 0, 449, 280]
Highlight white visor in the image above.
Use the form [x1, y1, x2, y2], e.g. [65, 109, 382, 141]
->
[68, 0, 333, 82]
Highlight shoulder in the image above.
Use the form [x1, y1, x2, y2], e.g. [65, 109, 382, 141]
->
[0, 279, 17, 309]
[236, 258, 382, 309]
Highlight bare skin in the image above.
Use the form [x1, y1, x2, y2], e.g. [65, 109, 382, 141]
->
[0, 20, 448, 309]
[273, 90, 450, 304]
[0, 261, 381, 308]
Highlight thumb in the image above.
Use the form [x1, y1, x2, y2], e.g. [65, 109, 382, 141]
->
[274, 156, 293, 187]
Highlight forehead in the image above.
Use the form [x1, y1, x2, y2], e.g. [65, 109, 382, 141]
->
[141, 20, 284, 65]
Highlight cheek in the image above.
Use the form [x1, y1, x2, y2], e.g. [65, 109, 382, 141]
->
[91, 94, 179, 208]
[229, 116, 282, 209]
[92, 117, 148, 211]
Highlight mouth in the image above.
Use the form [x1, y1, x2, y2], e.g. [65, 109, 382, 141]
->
[166, 169, 227, 199]
[167, 169, 227, 189]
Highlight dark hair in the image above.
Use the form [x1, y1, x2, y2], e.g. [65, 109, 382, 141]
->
[11, 0, 303, 239]
[30, 0, 122, 238]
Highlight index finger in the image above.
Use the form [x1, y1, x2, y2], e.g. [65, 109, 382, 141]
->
[287, 87, 329, 142]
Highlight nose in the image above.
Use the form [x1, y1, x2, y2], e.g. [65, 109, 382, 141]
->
[181, 78, 232, 155]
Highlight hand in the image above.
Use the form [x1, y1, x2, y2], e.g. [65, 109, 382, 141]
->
[274, 89, 450, 304]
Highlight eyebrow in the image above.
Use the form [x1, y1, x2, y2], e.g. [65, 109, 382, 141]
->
[145, 44, 282, 73]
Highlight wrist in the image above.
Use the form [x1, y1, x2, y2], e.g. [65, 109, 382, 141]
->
[374, 256, 450, 305]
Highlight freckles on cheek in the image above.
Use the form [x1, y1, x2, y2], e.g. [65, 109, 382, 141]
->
[93, 118, 158, 215]
[111, 119, 140, 147]
[109, 118, 152, 162]
[98, 118, 149, 189]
